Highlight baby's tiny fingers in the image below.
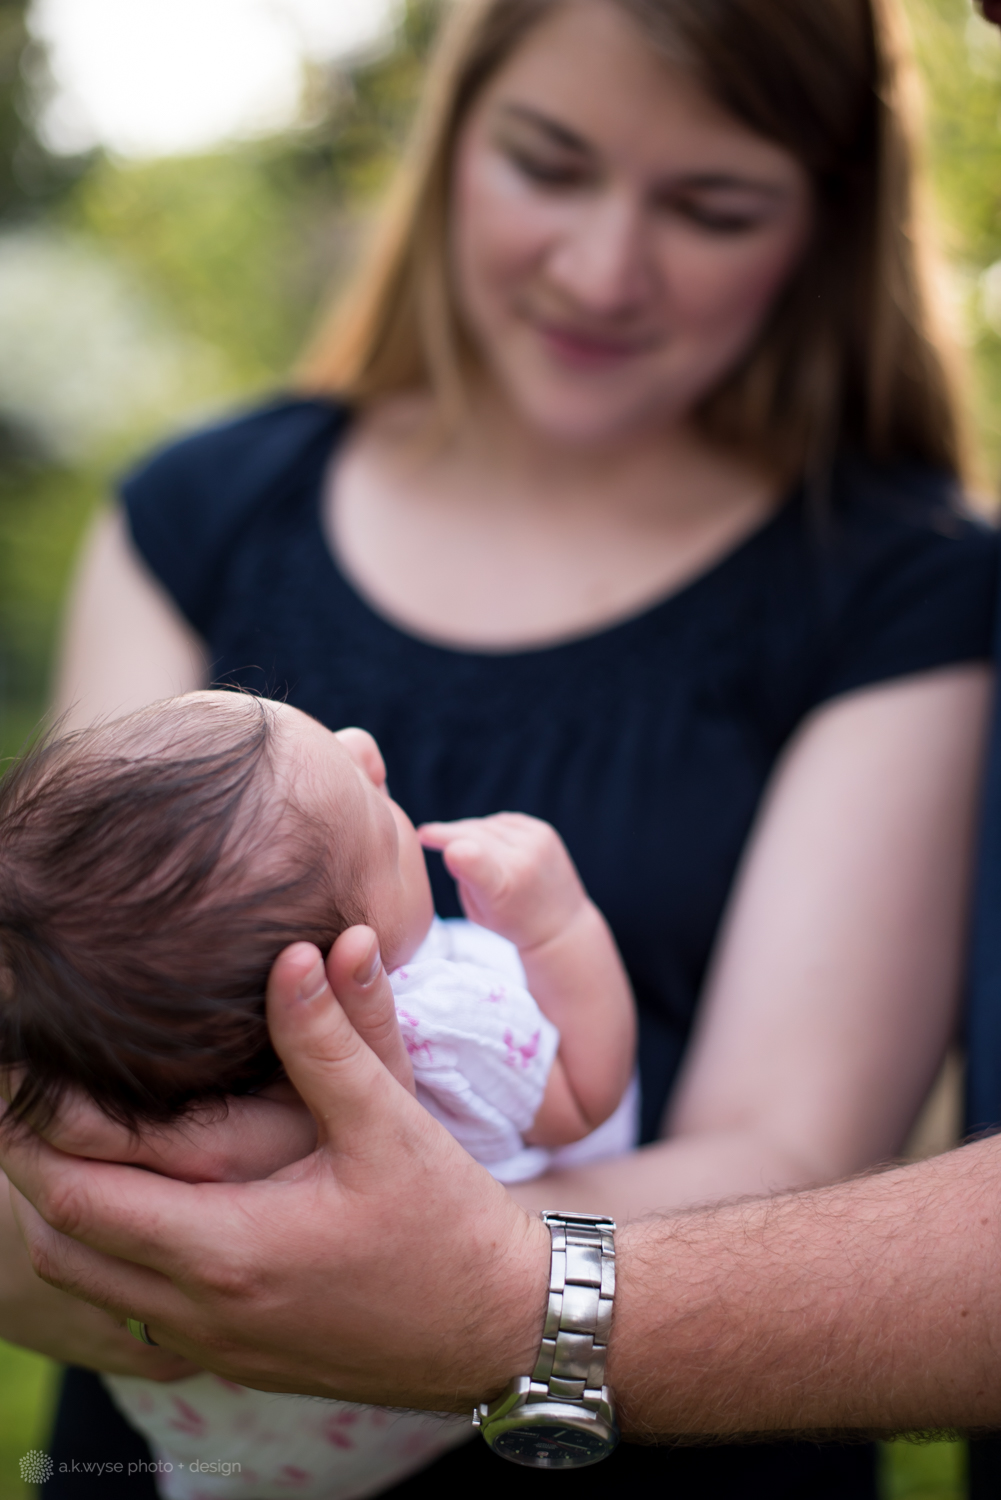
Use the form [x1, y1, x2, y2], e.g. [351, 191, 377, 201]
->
[440, 838, 507, 897]
[418, 819, 487, 850]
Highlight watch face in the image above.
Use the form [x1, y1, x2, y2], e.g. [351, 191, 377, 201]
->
[490, 1422, 615, 1468]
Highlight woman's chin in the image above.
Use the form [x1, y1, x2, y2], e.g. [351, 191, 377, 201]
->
[508, 392, 680, 452]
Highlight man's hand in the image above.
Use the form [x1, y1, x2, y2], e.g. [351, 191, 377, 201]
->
[419, 813, 590, 951]
[0, 927, 548, 1410]
[0, 1171, 197, 1379]
[0, 932, 415, 1186]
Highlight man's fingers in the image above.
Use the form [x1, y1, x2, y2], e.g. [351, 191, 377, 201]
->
[22, 1085, 143, 1162]
[0, 1124, 237, 1275]
[267, 935, 419, 1149]
[0, 1069, 140, 1169]
[268, 937, 415, 1097]
[324, 929, 416, 1095]
[11, 1188, 183, 1335]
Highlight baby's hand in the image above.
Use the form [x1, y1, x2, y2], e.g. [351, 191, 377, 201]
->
[418, 813, 588, 953]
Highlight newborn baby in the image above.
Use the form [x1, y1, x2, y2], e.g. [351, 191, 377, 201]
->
[0, 690, 636, 1500]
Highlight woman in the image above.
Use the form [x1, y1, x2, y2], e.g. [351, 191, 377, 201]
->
[2, 0, 996, 1495]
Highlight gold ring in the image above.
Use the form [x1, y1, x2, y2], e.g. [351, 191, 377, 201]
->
[126, 1317, 158, 1346]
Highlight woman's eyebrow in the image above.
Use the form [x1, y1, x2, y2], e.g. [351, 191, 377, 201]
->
[495, 103, 592, 153]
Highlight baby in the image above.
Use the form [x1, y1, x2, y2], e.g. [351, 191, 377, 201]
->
[0, 690, 636, 1500]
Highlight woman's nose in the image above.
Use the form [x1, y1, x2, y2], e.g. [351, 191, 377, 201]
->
[547, 192, 655, 318]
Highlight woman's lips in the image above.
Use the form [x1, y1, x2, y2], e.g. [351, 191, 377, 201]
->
[535, 319, 656, 369]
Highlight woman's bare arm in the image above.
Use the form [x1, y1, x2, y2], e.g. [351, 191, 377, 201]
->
[512, 665, 993, 1220]
[54, 508, 208, 729]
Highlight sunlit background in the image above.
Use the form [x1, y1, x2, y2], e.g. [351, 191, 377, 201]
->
[0, 2, 995, 1496]
[33, 0, 397, 157]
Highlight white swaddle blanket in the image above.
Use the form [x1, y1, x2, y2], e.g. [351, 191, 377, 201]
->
[104, 918, 638, 1500]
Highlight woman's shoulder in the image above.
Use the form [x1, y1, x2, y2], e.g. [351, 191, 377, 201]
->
[801, 456, 999, 702]
[824, 455, 998, 606]
[120, 393, 350, 630]
[831, 455, 995, 545]
[122, 393, 349, 531]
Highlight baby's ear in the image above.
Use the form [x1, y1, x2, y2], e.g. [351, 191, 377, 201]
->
[335, 727, 388, 794]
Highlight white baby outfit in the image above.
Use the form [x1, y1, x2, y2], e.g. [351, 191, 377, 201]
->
[104, 918, 638, 1500]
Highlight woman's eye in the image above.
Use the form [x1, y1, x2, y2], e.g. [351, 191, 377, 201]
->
[671, 201, 763, 234]
[505, 148, 588, 188]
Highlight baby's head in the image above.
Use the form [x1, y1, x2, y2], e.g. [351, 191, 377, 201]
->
[0, 692, 433, 1131]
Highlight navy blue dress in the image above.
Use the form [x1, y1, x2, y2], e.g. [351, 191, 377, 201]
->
[45, 397, 998, 1500]
[963, 593, 1001, 1498]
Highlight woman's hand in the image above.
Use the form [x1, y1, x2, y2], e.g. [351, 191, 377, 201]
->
[0, 1171, 196, 1379]
[0, 928, 548, 1410]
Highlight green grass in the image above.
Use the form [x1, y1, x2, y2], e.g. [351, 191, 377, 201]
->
[882, 1437, 966, 1498]
[0, 1341, 56, 1500]
[0, 1337, 971, 1498]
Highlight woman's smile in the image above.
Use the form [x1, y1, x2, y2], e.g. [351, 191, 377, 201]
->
[530, 314, 663, 371]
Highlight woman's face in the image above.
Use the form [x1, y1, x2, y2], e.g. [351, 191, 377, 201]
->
[451, 0, 813, 448]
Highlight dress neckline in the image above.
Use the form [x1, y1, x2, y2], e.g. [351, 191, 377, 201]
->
[309, 400, 799, 663]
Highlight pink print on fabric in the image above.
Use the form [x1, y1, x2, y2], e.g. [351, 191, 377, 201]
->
[168, 1397, 207, 1437]
[276, 1465, 313, 1487]
[504, 1028, 541, 1069]
[399, 1430, 443, 1458]
[484, 987, 506, 1004]
[324, 1409, 359, 1448]
[398, 1009, 433, 1063]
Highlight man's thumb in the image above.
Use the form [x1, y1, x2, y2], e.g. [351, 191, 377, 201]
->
[265, 940, 396, 1146]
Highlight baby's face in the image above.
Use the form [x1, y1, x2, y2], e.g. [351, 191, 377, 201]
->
[269, 704, 434, 969]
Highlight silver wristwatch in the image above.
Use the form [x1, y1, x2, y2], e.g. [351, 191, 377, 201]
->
[473, 1211, 618, 1468]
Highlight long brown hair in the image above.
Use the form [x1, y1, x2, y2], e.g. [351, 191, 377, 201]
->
[296, 0, 966, 481]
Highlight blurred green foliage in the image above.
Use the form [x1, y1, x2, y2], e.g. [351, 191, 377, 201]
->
[883, 1436, 965, 1498]
[0, 1338, 53, 1498]
[904, 0, 1001, 476]
[0, 2, 439, 760]
[0, 0, 89, 223]
[0, 4, 996, 1496]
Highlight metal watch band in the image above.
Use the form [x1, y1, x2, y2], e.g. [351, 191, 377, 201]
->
[531, 1211, 616, 1408]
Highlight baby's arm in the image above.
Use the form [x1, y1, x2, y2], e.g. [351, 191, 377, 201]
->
[418, 815, 636, 1146]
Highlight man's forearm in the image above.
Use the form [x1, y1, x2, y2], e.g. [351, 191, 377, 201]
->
[609, 1135, 1001, 1437]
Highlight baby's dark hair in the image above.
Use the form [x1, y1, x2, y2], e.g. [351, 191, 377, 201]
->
[0, 694, 363, 1132]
